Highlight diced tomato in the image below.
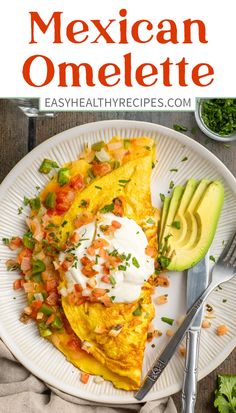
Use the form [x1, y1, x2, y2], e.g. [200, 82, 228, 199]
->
[113, 197, 124, 217]
[9, 237, 22, 250]
[99, 294, 113, 307]
[80, 256, 93, 266]
[68, 293, 86, 306]
[56, 189, 75, 213]
[46, 292, 59, 306]
[98, 248, 109, 259]
[74, 284, 83, 293]
[87, 246, 95, 256]
[45, 279, 58, 292]
[92, 162, 111, 177]
[13, 279, 23, 290]
[31, 300, 43, 311]
[69, 174, 84, 191]
[102, 264, 110, 275]
[70, 232, 80, 244]
[17, 248, 32, 265]
[73, 212, 94, 228]
[67, 337, 81, 351]
[91, 288, 107, 298]
[101, 275, 110, 283]
[61, 260, 73, 271]
[92, 238, 109, 249]
[81, 266, 98, 277]
[145, 246, 157, 258]
[80, 372, 90, 384]
[111, 220, 122, 229]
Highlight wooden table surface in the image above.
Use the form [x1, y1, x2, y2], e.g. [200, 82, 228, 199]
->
[0, 99, 235, 412]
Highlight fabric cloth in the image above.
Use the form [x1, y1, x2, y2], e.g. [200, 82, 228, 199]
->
[0, 339, 177, 413]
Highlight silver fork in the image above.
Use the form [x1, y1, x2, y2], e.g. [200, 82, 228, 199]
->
[135, 230, 236, 401]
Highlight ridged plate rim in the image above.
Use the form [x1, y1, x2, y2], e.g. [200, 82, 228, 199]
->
[0, 119, 235, 404]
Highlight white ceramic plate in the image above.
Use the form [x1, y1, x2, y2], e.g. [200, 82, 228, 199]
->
[0, 120, 236, 404]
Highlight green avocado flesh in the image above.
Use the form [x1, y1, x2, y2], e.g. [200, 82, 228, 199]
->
[160, 186, 184, 247]
[158, 179, 224, 271]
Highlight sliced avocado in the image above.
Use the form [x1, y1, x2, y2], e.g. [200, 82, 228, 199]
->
[167, 181, 224, 271]
[159, 196, 171, 244]
[160, 186, 184, 247]
[169, 178, 199, 245]
[176, 179, 210, 249]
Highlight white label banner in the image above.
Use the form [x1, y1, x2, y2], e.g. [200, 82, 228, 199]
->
[0, 0, 235, 110]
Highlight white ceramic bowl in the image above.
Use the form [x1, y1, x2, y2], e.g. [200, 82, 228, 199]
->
[195, 99, 236, 142]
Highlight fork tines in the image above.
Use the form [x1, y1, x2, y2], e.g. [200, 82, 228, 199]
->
[221, 231, 236, 266]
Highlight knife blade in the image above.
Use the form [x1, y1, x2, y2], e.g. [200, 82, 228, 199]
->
[181, 255, 210, 413]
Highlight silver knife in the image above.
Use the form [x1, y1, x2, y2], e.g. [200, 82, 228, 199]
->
[181, 255, 209, 413]
[134, 256, 210, 402]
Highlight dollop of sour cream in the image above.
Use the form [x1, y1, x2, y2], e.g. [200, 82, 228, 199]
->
[60, 213, 154, 303]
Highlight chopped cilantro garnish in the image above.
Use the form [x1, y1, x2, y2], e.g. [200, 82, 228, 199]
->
[45, 223, 57, 229]
[214, 374, 236, 413]
[145, 146, 151, 151]
[80, 199, 88, 208]
[160, 193, 165, 202]
[99, 203, 114, 214]
[210, 255, 216, 262]
[126, 253, 131, 261]
[181, 156, 188, 162]
[172, 221, 181, 229]
[132, 257, 140, 268]
[170, 168, 178, 172]
[95, 185, 102, 190]
[2, 238, 10, 245]
[158, 256, 171, 269]
[161, 316, 174, 325]
[23, 196, 30, 206]
[111, 296, 116, 301]
[202, 98, 236, 136]
[222, 299, 227, 303]
[118, 265, 126, 271]
[191, 127, 197, 135]
[61, 220, 68, 227]
[17, 207, 23, 215]
[109, 275, 116, 286]
[132, 306, 142, 316]
[169, 180, 174, 189]
[147, 217, 155, 225]
[173, 124, 188, 132]
[29, 197, 41, 211]
[118, 179, 131, 184]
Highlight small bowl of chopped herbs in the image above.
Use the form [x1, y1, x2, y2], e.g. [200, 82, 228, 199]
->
[195, 98, 236, 142]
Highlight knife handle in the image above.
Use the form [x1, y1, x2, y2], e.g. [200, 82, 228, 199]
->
[181, 328, 201, 413]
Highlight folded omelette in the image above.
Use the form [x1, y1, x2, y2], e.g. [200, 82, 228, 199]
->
[14, 137, 159, 390]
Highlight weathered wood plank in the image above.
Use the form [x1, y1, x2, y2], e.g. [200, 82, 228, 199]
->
[1, 105, 235, 412]
[0, 99, 29, 183]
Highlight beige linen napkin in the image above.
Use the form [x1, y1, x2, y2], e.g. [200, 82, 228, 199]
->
[0, 340, 177, 413]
